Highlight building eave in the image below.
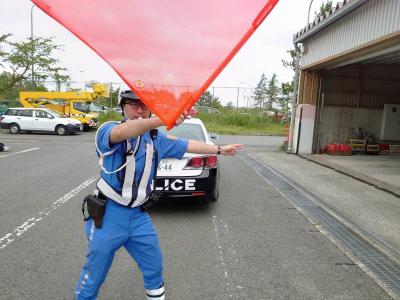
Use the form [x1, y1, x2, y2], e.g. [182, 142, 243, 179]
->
[293, 0, 369, 44]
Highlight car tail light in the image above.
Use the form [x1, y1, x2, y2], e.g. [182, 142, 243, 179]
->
[184, 155, 217, 169]
[185, 157, 203, 169]
[205, 155, 217, 168]
[0, 116, 4, 122]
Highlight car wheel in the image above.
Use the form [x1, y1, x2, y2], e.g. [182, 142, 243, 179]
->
[206, 187, 219, 203]
[211, 190, 219, 202]
[55, 125, 67, 135]
[9, 123, 20, 134]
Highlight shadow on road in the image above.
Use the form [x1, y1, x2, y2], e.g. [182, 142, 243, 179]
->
[148, 197, 214, 216]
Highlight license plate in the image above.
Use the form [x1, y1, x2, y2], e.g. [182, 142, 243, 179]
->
[158, 162, 172, 172]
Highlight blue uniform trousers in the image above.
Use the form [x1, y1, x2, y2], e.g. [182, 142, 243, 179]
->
[75, 200, 163, 299]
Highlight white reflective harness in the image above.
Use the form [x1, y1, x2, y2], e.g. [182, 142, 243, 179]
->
[95, 121, 155, 208]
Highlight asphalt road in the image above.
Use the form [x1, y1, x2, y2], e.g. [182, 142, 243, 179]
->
[0, 131, 390, 299]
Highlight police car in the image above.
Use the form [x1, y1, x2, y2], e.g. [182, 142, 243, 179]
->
[156, 118, 220, 202]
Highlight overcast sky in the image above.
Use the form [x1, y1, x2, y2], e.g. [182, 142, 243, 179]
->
[0, 0, 329, 105]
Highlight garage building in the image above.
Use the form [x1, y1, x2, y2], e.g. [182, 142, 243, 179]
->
[290, 0, 400, 157]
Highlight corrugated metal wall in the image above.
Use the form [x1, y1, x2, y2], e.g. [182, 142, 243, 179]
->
[301, 0, 400, 67]
[322, 64, 400, 109]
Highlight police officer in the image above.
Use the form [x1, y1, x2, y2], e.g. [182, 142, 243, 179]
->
[75, 90, 244, 299]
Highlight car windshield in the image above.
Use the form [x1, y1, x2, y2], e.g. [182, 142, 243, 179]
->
[73, 101, 91, 113]
[158, 123, 206, 142]
[89, 103, 103, 112]
[46, 110, 63, 118]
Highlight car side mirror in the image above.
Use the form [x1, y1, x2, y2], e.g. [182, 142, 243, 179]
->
[209, 132, 219, 141]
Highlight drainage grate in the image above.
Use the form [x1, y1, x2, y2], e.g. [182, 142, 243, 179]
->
[238, 151, 400, 299]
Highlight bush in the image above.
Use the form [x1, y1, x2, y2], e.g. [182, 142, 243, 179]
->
[0, 104, 8, 115]
[98, 111, 123, 124]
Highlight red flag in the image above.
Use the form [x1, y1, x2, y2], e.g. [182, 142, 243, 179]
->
[33, 0, 279, 128]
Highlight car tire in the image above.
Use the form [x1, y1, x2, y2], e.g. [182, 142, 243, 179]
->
[206, 187, 219, 202]
[211, 190, 219, 202]
[9, 123, 20, 134]
[55, 125, 67, 136]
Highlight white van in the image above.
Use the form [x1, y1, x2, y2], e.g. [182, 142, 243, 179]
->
[0, 108, 82, 135]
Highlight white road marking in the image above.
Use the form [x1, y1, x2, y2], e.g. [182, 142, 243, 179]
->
[0, 177, 97, 250]
[0, 147, 40, 158]
[1, 139, 37, 142]
[212, 215, 247, 299]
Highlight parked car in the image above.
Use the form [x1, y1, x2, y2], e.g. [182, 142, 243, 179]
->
[0, 107, 82, 135]
[155, 118, 220, 203]
[89, 103, 112, 112]
[112, 107, 122, 114]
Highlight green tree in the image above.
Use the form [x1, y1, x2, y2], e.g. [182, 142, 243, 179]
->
[0, 72, 18, 99]
[108, 85, 120, 108]
[316, 1, 333, 17]
[281, 49, 297, 73]
[281, 48, 300, 112]
[0, 33, 11, 65]
[53, 68, 71, 91]
[265, 73, 280, 110]
[278, 81, 294, 113]
[252, 73, 268, 109]
[0, 37, 68, 92]
[198, 90, 221, 108]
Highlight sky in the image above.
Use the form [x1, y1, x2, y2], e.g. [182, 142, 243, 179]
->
[0, 0, 329, 106]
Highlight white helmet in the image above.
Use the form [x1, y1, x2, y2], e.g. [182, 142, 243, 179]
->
[118, 90, 151, 117]
[118, 90, 141, 105]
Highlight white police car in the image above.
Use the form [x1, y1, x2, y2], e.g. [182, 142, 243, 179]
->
[0, 108, 82, 135]
[156, 118, 220, 203]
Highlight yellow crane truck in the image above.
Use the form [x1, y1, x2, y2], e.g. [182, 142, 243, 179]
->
[19, 83, 109, 131]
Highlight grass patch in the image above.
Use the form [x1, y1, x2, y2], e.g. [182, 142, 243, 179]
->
[98, 108, 285, 136]
[98, 111, 123, 124]
[198, 109, 285, 136]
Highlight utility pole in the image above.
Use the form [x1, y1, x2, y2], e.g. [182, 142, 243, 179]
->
[240, 82, 254, 108]
[236, 87, 240, 109]
[109, 83, 113, 109]
[307, 0, 314, 26]
[30, 4, 35, 87]
[288, 44, 301, 153]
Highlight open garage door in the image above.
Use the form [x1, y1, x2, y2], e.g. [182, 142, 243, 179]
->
[315, 53, 400, 154]
[311, 45, 400, 193]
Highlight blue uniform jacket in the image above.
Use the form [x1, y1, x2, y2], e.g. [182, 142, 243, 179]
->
[97, 122, 189, 194]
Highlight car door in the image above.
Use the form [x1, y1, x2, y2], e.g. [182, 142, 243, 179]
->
[34, 110, 54, 131]
[17, 109, 35, 130]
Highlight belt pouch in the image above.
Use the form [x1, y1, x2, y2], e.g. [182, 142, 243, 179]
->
[84, 195, 107, 229]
